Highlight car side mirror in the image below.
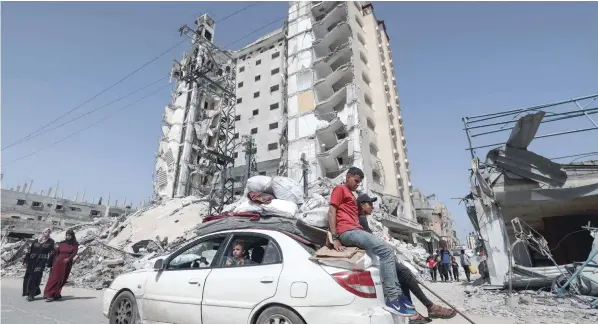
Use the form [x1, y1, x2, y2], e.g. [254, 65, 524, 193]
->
[153, 258, 165, 270]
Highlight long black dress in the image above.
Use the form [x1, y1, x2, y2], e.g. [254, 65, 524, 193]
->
[22, 239, 56, 298]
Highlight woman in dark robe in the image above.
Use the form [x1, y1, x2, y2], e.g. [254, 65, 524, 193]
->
[22, 228, 55, 301]
[44, 229, 79, 301]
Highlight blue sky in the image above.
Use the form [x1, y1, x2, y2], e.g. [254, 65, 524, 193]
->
[2, 2, 597, 242]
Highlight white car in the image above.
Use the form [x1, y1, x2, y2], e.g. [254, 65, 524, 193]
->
[103, 228, 403, 324]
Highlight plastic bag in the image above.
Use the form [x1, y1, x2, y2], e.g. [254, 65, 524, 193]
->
[300, 193, 327, 212]
[271, 176, 304, 204]
[233, 199, 264, 214]
[246, 175, 273, 194]
[261, 199, 298, 218]
[297, 207, 329, 228]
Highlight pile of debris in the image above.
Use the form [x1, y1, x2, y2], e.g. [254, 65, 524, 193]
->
[1, 173, 427, 288]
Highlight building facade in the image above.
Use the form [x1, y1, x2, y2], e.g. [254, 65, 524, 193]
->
[153, 2, 423, 240]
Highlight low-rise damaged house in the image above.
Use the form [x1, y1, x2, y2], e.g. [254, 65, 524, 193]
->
[462, 99, 598, 289]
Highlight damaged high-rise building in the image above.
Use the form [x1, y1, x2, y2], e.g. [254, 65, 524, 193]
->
[154, 2, 422, 240]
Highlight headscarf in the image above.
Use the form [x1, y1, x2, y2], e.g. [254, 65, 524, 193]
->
[39, 228, 52, 243]
[64, 229, 78, 245]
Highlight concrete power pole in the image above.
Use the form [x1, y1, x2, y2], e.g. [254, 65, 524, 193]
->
[300, 153, 309, 197]
[242, 135, 258, 189]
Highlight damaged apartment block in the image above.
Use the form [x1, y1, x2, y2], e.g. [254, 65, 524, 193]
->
[155, 14, 238, 212]
[462, 94, 598, 301]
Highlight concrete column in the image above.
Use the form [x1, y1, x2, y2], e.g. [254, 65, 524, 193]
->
[22, 182, 28, 193]
[27, 180, 33, 194]
[74, 192, 79, 202]
[114, 200, 118, 207]
[16, 186, 21, 192]
[106, 194, 111, 206]
[54, 182, 59, 198]
[48, 187, 53, 197]
[82, 190, 86, 202]
[473, 197, 510, 286]
[40, 190, 44, 196]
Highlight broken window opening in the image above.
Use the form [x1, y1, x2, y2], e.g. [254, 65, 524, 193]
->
[336, 157, 344, 166]
[355, 15, 364, 30]
[251, 128, 258, 134]
[254, 92, 260, 98]
[268, 143, 278, 151]
[238, 82, 244, 88]
[364, 94, 373, 109]
[235, 115, 241, 121]
[69, 207, 82, 212]
[11, 216, 20, 219]
[269, 122, 278, 130]
[16, 199, 25, 206]
[239, 66, 245, 73]
[270, 103, 279, 110]
[90, 210, 101, 217]
[234, 133, 240, 139]
[233, 152, 238, 159]
[204, 30, 213, 41]
[372, 170, 382, 184]
[259, 171, 267, 176]
[271, 68, 280, 75]
[366, 118, 376, 131]
[256, 59, 262, 66]
[272, 52, 280, 59]
[270, 84, 280, 93]
[237, 98, 243, 104]
[370, 143, 379, 156]
[357, 33, 366, 47]
[31, 201, 42, 208]
[362, 72, 371, 87]
[55, 205, 64, 211]
[255, 75, 261, 82]
[253, 109, 259, 116]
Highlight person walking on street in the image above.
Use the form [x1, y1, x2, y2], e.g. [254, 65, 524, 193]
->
[460, 249, 472, 282]
[439, 247, 451, 282]
[357, 194, 457, 322]
[44, 229, 79, 301]
[426, 255, 437, 282]
[328, 167, 416, 317]
[22, 228, 55, 301]
[450, 256, 460, 282]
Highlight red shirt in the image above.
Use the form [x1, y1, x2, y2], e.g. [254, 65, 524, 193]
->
[329, 185, 362, 235]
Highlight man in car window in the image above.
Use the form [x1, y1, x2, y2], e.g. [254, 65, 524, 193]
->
[328, 167, 415, 317]
[225, 240, 255, 267]
[357, 194, 457, 321]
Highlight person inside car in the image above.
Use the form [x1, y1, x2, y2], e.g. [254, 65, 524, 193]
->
[225, 240, 255, 267]
[328, 167, 416, 317]
[357, 194, 457, 322]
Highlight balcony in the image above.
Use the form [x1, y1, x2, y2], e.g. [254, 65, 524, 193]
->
[314, 84, 348, 122]
[314, 66, 353, 103]
[316, 118, 348, 151]
[312, 2, 346, 39]
[313, 21, 351, 59]
[313, 41, 352, 80]
[312, 1, 342, 19]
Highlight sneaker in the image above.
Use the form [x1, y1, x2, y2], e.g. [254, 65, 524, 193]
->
[384, 299, 417, 317]
[399, 295, 415, 309]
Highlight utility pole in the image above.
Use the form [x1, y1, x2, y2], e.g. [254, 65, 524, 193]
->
[242, 135, 258, 189]
[300, 153, 309, 197]
[175, 15, 237, 215]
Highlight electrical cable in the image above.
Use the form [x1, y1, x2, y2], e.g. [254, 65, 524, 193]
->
[3, 2, 259, 152]
[4, 83, 170, 167]
[1, 77, 168, 151]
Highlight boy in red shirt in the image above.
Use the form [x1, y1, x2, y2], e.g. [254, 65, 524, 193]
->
[328, 167, 415, 317]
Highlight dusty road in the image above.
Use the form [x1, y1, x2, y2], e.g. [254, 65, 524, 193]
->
[1, 279, 105, 324]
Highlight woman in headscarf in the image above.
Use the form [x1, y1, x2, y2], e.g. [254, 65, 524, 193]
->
[44, 229, 79, 301]
[22, 228, 56, 301]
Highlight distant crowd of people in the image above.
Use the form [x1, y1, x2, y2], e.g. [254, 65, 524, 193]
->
[22, 228, 79, 302]
[426, 248, 471, 283]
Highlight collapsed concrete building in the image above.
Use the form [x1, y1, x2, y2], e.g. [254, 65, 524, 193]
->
[462, 95, 598, 291]
[1, 183, 135, 242]
[153, 2, 422, 241]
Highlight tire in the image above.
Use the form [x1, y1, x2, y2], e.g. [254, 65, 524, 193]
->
[255, 306, 306, 324]
[109, 291, 140, 324]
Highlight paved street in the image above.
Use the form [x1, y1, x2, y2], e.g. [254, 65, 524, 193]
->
[1, 279, 105, 324]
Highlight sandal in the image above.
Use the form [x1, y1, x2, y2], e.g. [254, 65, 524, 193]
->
[409, 313, 433, 324]
[427, 304, 457, 319]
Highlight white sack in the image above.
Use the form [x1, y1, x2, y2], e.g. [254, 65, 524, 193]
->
[318, 252, 380, 271]
[300, 193, 327, 212]
[262, 199, 298, 218]
[297, 206, 329, 228]
[246, 175, 273, 194]
[233, 199, 264, 214]
[271, 176, 304, 204]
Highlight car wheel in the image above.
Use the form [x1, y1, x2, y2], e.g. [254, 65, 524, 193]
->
[110, 291, 140, 324]
[255, 306, 306, 324]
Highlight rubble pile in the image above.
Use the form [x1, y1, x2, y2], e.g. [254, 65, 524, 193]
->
[2, 173, 428, 288]
[461, 286, 598, 323]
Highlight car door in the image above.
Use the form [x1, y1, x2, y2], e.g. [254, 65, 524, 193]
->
[201, 233, 284, 324]
[142, 234, 229, 324]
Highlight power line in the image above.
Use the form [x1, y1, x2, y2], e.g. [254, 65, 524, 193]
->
[2, 77, 168, 151]
[3, 83, 170, 167]
[3, 2, 259, 152]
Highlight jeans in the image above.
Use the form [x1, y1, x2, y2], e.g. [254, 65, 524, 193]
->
[339, 229, 402, 299]
[429, 267, 437, 281]
[452, 266, 459, 281]
[396, 261, 433, 308]
[439, 263, 450, 281]
[462, 264, 471, 282]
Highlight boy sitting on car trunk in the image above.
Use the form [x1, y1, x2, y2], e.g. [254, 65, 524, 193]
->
[328, 167, 416, 317]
